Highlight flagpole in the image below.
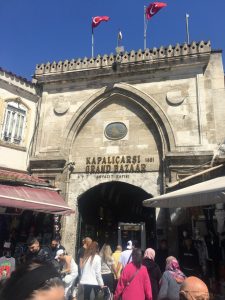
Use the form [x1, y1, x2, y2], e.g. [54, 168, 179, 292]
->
[92, 28, 94, 57]
[144, 6, 147, 49]
[186, 13, 190, 44]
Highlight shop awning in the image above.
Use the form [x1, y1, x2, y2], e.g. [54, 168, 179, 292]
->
[0, 184, 74, 215]
[143, 176, 225, 208]
[0, 168, 49, 186]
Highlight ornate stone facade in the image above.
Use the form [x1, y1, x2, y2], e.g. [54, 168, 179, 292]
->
[29, 41, 225, 255]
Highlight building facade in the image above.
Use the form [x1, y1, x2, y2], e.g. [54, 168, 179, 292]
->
[29, 41, 225, 255]
[0, 69, 72, 254]
[0, 68, 38, 172]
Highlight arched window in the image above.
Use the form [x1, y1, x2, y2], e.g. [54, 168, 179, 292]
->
[2, 101, 27, 145]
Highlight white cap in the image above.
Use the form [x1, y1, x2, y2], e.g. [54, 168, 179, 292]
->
[55, 249, 64, 259]
[3, 242, 11, 249]
[127, 240, 132, 250]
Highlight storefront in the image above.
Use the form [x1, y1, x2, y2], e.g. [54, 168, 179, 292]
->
[143, 168, 225, 295]
[0, 168, 73, 262]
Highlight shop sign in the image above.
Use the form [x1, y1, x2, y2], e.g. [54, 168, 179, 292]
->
[85, 155, 155, 174]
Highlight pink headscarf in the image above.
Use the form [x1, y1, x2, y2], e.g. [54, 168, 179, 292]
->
[144, 248, 155, 261]
[166, 258, 186, 283]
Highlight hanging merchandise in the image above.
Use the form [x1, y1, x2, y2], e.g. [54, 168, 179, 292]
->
[0, 242, 15, 281]
[54, 215, 61, 240]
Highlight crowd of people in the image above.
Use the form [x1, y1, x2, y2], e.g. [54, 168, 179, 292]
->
[0, 236, 78, 300]
[0, 236, 211, 300]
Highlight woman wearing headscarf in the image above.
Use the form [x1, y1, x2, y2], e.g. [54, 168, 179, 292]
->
[158, 256, 186, 300]
[143, 248, 161, 300]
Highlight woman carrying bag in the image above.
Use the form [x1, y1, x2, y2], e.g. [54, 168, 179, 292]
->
[80, 241, 104, 300]
[114, 248, 152, 300]
[100, 244, 117, 299]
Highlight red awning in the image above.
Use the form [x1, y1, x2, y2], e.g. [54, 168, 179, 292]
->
[0, 184, 74, 215]
[0, 168, 49, 186]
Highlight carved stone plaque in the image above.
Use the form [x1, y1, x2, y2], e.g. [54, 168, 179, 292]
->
[104, 122, 128, 140]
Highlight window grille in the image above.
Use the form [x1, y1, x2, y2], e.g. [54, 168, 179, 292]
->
[2, 103, 26, 145]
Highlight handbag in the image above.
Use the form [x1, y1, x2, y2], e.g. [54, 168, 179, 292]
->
[118, 267, 140, 300]
[95, 287, 113, 300]
[95, 288, 104, 300]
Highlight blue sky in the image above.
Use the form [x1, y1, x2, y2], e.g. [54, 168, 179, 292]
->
[0, 0, 224, 80]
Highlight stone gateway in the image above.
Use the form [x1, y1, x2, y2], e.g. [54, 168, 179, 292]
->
[29, 41, 225, 255]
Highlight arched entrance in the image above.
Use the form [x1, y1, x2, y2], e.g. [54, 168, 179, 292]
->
[77, 181, 155, 250]
[62, 84, 170, 255]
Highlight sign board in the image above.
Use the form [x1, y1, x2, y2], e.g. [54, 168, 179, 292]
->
[84, 155, 157, 174]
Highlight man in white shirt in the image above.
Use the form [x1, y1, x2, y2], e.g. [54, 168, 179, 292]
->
[118, 240, 133, 268]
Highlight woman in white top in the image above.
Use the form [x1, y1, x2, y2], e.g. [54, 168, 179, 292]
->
[80, 241, 104, 300]
[55, 249, 78, 300]
[100, 244, 117, 298]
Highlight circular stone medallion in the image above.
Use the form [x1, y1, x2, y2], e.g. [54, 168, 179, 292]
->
[105, 122, 127, 140]
[53, 101, 69, 115]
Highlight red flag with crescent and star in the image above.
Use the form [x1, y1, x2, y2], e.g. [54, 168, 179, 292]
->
[146, 2, 167, 20]
[92, 16, 110, 28]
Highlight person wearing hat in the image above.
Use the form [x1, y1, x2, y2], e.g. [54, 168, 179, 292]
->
[118, 240, 133, 269]
[55, 249, 78, 300]
[179, 276, 209, 300]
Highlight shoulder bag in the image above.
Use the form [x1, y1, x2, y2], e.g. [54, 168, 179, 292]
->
[118, 267, 141, 300]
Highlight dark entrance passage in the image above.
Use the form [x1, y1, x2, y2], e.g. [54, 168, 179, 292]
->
[77, 181, 155, 250]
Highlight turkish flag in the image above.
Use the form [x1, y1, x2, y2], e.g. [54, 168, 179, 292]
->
[146, 2, 167, 20]
[92, 16, 110, 28]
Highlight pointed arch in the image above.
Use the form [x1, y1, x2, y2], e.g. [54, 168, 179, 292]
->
[62, 83, 175, 155]
[4, 97, 31, 111]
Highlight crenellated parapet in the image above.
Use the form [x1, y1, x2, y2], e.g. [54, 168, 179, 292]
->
[0, 67, 38, 99]
[0, 67, 35, 87]
[35, 41, 211, 76]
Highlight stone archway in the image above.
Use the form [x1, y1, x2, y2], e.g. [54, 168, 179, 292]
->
[77, 181, 155, 248]
[76, 181, 155, 250]
[63, 83, 175, 155]
[61, 83, 171, 255]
